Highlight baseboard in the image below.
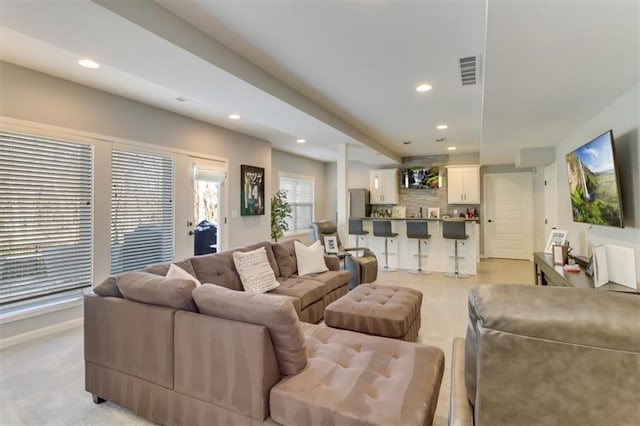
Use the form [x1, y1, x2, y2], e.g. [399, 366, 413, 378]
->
[0, 317, 83, 350]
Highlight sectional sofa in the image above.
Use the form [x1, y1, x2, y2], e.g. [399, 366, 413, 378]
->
[85, 239, 445, 425]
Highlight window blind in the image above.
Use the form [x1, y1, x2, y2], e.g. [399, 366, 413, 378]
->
[0, 132, 93, 305]
[110, 149, 174, 274]
[280, 177, 314, 232]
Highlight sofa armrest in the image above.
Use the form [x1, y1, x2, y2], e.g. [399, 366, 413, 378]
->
[174, 311, 280, 421]
[466, 285, 640, 425]
[449, 338, 473, 426]
[323, 255, 341, 271]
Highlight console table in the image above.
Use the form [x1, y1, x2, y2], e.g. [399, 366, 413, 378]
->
[533, 251, 637, 293]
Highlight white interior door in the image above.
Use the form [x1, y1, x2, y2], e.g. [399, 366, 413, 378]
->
[544, 164, 558, 246]
[484, 172, 534, 260]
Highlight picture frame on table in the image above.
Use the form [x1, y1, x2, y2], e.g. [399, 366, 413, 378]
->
[544, 229, 568, 254]
[427, 207, 440, 219]
[552, 244, 568, 266]
[324, 236, 339, 254]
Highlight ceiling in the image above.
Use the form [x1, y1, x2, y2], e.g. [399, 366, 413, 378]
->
[0, 0, 638, 166]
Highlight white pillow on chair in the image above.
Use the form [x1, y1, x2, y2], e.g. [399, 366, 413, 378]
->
[294, 241, 329, 276]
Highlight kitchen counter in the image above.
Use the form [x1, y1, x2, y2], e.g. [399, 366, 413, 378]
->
[349, 218, 479, 274]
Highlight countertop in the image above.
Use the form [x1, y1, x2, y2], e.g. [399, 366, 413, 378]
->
[356, 217, 480, 222]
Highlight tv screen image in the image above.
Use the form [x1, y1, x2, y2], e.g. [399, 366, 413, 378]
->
[566, 130, 623, 227]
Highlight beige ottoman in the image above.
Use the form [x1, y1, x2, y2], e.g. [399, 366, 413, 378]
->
[324, 283, 422, 341]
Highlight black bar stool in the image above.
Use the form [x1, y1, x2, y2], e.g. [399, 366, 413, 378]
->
[373, 220, 398, 272]
[443, 220, 469, 279]
[348, 219, 368, 248]
[406, 221, 432, 275]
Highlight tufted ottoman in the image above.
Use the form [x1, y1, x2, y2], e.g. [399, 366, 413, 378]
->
[324, 283, 422, 342]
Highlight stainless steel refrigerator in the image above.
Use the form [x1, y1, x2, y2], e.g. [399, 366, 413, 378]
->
[349, 188, 371, 218]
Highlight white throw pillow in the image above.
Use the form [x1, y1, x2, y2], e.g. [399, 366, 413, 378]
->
[166, 263, 202, 288]
[294, 240, 329, 276]
[233, 247, 280, 293]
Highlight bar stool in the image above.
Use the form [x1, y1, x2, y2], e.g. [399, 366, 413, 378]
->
[348, 219, 368, 248]
[373, 220, 398, 272]
[406, 221, 432, 275]
[443, 220, 469, 279]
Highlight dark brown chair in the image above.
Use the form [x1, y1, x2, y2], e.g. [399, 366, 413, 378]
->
[309, 220, 378, 290]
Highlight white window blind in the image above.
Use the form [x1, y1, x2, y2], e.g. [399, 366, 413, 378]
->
[0, 132, 93, 305]
[280, 177, 314, 232]
[110, 149, 174, 274]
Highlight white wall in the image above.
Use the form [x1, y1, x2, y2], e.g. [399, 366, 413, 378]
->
[325, 160, 371, 220]
[0, 61, 271, 249]
[555, 83, 640, 283]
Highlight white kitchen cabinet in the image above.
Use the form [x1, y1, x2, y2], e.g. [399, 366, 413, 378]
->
[369, 169, 399, 204]
[446, 165, 480, 204]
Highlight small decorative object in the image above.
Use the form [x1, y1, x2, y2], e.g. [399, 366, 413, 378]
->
[324, 236, 338, 254]
[552, 244, 568, 266]
[585, 256, 594, 277]
[241, 165, 265, 216]
[270, 189, 292, 242]
[544, 229, 568, 254]
[427, 207, 440, 219]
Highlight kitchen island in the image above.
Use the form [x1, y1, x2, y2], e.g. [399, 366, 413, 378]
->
[351, 218, 479, 275]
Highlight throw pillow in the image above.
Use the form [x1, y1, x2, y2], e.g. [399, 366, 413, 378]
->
[193, 284, 307, 375]
[116, 271, 198, 312]
[167, 263, 202, 287]
[294, 240, 329, 276]
[232, 246, 279, 293]
[93, 275, 123, 298]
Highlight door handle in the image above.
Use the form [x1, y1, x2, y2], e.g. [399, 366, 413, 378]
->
[188, 230, 194, 236]
[488, 219, 493, 223]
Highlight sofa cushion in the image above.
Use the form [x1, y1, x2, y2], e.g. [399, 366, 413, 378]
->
[190, 251, 243, 291]
[143, 259, 196, 277]
[272, 240, 297, 278]
[294, 241, 328, 276]
[116, 271, 198, 312]
[270, 323, 444, 426]
[271, 277, 326, 309]
[233, 246, 280, 293]
[93, 275, 123, 298]
[298, 270, 350, 294]
[193, 284, 307, 375]
[166, 263, 202, 287]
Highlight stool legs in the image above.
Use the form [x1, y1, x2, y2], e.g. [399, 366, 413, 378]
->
[445, 239, 470, 279]
[380, 237, 397, 272]
[409, 239, 432, 275]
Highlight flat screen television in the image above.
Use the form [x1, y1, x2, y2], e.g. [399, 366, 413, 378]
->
[565, 130, 624, 227]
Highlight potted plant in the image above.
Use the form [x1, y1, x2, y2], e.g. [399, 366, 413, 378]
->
[270, 189, 292, 242]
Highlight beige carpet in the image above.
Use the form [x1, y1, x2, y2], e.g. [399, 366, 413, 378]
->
[0, 258, 534, 425]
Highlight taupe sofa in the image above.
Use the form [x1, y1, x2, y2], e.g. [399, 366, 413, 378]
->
[85, 240, 445, 425]
[449, 284, 640, 426]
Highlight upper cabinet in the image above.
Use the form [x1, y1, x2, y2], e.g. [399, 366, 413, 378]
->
[369, 169, 399, 204]
[446, 165, 480, 204]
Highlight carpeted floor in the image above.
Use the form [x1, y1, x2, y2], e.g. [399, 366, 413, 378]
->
[0, 258, 534, 425]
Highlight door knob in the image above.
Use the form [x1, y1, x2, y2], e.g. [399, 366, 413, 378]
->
[488, 219, 493, 223]
[188, 230, 194, 236]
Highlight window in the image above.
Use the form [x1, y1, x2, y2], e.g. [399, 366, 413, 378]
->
[0, 132, 93, 305]
[279, 176, 314, 232]
[110, 149, 174, 274]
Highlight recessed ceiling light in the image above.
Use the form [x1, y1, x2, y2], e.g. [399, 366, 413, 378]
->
[78, 59, 99, 69]
[296, 139, 306, 144]
[416, 83, 432, 92]
[228, 114, 240, 120]
[448, 146, 457, 151]
[436, 124, 448, 130]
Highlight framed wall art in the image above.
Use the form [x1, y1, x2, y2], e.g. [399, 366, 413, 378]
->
[241, 165, 265, 216]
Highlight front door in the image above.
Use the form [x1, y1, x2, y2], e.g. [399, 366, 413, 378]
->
[484, 172, 534, 260]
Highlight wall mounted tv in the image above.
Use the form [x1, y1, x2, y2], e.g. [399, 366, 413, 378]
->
[566, 130, 624, 227]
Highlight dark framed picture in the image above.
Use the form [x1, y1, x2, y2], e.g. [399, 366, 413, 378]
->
[240, 165, 265, 216]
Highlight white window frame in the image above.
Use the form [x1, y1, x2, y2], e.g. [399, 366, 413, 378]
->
[279, 172, 315, 237]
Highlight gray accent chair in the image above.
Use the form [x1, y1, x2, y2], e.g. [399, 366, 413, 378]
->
[309, 220, 378, 290]
[449, 284, 640, 426]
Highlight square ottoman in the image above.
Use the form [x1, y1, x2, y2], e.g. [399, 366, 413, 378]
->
[324, 283, 422, 341]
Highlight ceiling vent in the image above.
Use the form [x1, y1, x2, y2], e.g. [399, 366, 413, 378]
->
[459, 56, 477, 85]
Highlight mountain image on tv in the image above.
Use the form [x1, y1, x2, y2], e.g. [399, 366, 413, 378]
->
[566, 132, 622, 227]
